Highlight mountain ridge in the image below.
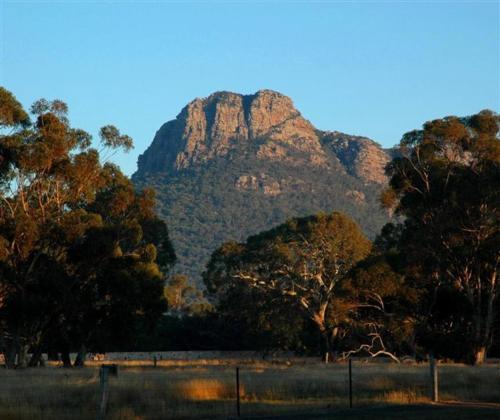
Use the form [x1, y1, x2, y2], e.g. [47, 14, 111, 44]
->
[133, 90, 392, 281]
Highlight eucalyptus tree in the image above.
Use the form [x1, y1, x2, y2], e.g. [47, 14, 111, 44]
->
[0, 87, 175, 367]
[383, 110, 499, 364]
[204, 212, 372, 358]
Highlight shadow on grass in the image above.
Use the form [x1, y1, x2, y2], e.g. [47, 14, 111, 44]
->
[239, 402, 500, 420]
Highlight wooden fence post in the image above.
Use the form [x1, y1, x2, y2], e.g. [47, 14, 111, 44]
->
[348, 358, 353, 408]
[430, 355, 438, 402]
[97, 366, 110, 420]
[96, 364, 118, 420]
[236, 366, 241, 417]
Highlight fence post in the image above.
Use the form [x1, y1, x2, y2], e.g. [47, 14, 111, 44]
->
[348, 358, 353, 408]
[430, 355, 438, 402]
[236, 366, 241, 417]
[97, 366, 110, 420]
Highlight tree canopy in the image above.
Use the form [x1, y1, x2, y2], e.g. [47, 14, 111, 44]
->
[204, 212, 374, 357]
[382, 110, 499, 364]
[0, 87, 175, 367]
[1, 87, 497, 366]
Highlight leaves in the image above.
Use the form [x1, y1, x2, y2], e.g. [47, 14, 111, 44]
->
[0, 87, 174, 366]
[204, 212, 372, 355]
[0, 87, 30, 128]
[134, 149, 390, 283]
[383, 110, 500, 363]
[99, 125, 133, 152]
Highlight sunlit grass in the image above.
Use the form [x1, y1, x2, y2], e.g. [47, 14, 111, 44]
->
[1, 360, 499, 419]
[175, 379, 236, 401]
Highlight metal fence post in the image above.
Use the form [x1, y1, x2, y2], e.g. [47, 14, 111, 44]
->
[430, 355, 439, 402]
[236, 366, 241, 417]
[348, 358, 353, 408]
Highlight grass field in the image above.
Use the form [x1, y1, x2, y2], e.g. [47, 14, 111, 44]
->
[0, 359, 499, 419]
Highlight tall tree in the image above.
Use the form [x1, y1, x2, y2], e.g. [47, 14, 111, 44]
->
[204, 212, 372, 358]
[0, 88, 175, 367]
[382, 110, 499, 364]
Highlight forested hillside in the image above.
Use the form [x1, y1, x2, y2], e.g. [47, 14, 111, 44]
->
[133, 90, 392, 280]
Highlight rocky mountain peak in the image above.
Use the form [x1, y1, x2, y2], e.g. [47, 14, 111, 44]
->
[136, 89, 328, 174]
[246, 89, 300, 137]
[133, 90, 393, 281]
[136, 89, 389, 185]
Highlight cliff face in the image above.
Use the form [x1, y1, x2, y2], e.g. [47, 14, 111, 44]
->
[321, 131, 390, 184]
[137, 90, 387, 184]
[134, 90, 392, 281]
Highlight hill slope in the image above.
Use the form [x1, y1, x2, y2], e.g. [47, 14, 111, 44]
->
[133, 90, 392, 281]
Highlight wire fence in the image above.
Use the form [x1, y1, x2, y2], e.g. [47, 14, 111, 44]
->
[0, 358, 499, 419]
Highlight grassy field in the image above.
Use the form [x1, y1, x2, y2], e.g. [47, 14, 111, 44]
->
[0, 360, 499, 419]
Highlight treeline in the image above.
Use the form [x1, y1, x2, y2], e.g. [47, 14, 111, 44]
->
[0, 87, 498, 367]
[155, 109, 500, 365]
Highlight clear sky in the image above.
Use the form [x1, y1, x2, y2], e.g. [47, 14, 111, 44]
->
[1, 1, 499, 175]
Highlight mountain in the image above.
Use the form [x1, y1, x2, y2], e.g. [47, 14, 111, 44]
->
[133, 90, 392, 281]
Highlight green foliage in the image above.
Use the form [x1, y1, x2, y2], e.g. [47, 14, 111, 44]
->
[383, 110, 500, 364]
[0, 87, 176, 367]
[0, 87, 30, 128]
[204, 212, 373, 356]
[134, 154, 389, 282]
[99, 125, 133, 152]
[164, 274, 211, 316]
[342, 252, 420, 359]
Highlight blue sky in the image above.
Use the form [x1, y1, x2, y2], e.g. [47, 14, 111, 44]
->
[1, 1, 499, 175]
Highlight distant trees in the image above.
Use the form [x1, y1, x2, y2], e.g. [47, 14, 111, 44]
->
[164, 274, 210, 316]
[382, 110, 499, 364]
[0, 87, 175, 367]
[134, 146, 389, 284]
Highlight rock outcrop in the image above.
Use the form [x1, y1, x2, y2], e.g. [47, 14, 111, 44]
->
[321, 131, 390, 184]
[133, 90, 392, 281]
[137, 90, 387, 184]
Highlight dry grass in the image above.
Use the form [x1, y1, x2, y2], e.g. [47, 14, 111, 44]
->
[381, 390, 428, 404]
[1, 360, 499, 419]
[175, 379, 237, 401]
[51, 358, 282, 369]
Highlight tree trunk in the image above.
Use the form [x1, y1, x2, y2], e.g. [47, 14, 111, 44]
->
[320, 327, 338, 362]
[472, 346, 487, 365]
[311, 305, 337, 363]
[468, 285, 495, 365]
[61, 350, 72, 368]
[28, 346, 44, 367]
[74, 345, 87, 367]
[322, 334, 332, 363]
[17, 344, 29, 368]
[4, 340, 16, 369]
